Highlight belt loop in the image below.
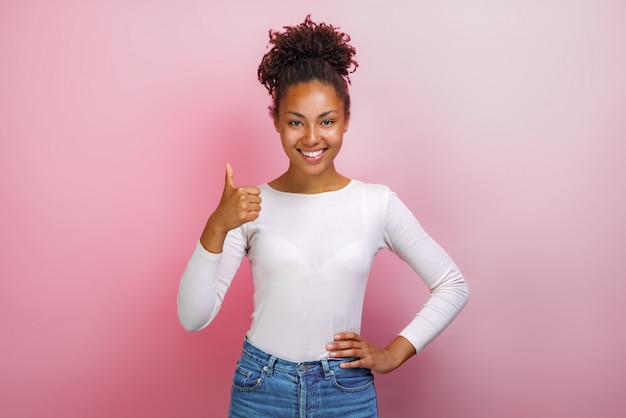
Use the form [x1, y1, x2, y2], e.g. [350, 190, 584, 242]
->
[264, 356, 277, 377]
[321, 359, 333, 380]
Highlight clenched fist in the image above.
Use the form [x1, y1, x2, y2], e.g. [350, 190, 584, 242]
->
[200, 163, 261, 253]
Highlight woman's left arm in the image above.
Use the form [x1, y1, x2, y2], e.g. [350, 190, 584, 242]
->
[327, 190, 469, 373]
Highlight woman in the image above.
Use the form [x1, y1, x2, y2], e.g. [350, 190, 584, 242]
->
[178, 15, 469, 417]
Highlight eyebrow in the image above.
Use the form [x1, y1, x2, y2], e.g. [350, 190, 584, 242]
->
[286, 110, 339, 119]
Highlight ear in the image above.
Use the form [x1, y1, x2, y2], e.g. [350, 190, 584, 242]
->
[343, 117, 350, 133]
[273, 115, 280, 132]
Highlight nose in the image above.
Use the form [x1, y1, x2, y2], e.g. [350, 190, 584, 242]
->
[302, 125, 320, 146]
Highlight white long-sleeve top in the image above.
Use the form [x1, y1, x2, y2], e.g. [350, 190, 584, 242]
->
[178, 180, 469, 362]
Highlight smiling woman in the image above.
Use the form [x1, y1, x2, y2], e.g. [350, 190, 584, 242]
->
[177, 15, 469, 418]
[271, 80, 349, 193]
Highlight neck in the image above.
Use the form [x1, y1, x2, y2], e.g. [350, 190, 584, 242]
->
[269, 167, 350, 194]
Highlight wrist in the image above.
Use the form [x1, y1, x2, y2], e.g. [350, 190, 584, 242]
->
[200, 219, 229, 253]
[383, 336, 417, 372]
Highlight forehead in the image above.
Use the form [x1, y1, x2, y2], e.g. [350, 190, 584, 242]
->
[280, 80, 344, 113]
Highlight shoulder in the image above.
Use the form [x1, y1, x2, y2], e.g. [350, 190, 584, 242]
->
[352, 180, 416, 220]
[350, 180, 393, 201]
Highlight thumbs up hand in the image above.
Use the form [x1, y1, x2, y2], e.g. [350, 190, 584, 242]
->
[220, 163, 262, 227]
[200, 163, 261, 253]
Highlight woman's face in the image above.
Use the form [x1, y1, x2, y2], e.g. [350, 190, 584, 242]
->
[274, 80, 349, 180]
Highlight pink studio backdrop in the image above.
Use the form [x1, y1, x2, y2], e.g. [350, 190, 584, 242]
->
[1, 1, 625, 417]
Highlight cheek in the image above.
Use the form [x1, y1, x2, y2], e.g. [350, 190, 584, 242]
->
[332, 128, 346, 145]
[280, 131, 297, 149]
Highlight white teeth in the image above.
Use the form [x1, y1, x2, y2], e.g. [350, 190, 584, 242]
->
[302, 149, 324, 158]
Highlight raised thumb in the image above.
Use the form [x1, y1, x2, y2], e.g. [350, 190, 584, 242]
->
[224, 163, 235, 189]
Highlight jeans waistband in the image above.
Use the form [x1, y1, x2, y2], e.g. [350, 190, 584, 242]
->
[241, 338, 358, 379]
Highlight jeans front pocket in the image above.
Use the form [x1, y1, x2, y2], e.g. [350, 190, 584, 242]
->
[331, 366, 374, 393]
[231, 359, 265, 392]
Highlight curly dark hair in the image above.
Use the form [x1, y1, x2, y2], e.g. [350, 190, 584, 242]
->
[258, 15, 358, 119]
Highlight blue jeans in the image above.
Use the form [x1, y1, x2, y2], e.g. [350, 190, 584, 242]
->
[228, 338, 379, 418]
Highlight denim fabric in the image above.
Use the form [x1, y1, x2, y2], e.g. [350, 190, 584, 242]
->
[228, 338, 379, 418]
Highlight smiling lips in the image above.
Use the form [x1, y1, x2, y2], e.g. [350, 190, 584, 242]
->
[300, 149, 326, 159]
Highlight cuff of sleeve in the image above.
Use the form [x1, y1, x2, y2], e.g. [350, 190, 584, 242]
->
[194, 240, 223, 262]
[398, 330, 423, 354]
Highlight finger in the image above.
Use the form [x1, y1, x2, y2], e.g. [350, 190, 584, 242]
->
[225, 163, 235, 189]
[327, 338, 360, 355]
[240, 202, 261, 213]
[239, 186, 261, 196]
[327, 339, 355, 351]
[247, 211, 261, 222]
[247, 195, 262, 204]
[339, 358, 365, 369]
[329, 347, 360, 358]
[327, 335, 358, 352]
[334, 332, 360, 342]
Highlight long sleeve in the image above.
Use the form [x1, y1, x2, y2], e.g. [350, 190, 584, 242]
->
[383, 192, 469, 353]
[177, 227, 247, 331]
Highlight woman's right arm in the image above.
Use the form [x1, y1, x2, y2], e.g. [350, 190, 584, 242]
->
[177, 163, 261, 331]
[177, 232, 247, 331]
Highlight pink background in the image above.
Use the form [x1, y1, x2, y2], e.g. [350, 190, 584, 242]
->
[1, 1, 625, 417]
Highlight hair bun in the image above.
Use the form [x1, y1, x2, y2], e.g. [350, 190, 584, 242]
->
[258, 15, 358, 97]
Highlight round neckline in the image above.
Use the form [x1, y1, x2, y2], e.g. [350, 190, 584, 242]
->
[262, 180, 356, 197]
